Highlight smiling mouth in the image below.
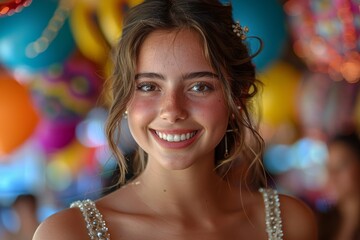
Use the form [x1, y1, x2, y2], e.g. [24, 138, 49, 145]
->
[155, 130, 198, 142]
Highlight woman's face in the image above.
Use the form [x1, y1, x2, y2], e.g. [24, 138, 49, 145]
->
[326, 142, 360, 201]
[126, 29, 229, 171]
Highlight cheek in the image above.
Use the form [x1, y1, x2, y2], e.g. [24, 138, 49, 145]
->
[196, 97, 228, 121]
[128, 96, 156, 117]
[127, 97, 157, 134]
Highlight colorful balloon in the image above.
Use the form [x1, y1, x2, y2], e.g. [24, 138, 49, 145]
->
[34, 119, 79, 154]
[0, 73, 39, 156]
[258, 61, 301, 127]
[30, 54, 103, 153]
[46, 140, 94, 191]
[69, 0, 110, 64]
[48, 140, 91, 177]
[97, 0, 143, 45]
[0, 0, 75, 71]
[69, 0, 143, 64]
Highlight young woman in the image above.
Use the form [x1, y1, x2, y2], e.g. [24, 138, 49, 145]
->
[33, 0, 317, 239]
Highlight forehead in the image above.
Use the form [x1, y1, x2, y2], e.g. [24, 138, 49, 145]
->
[141, 28, 205, 51]
[136, 29, 212, 72]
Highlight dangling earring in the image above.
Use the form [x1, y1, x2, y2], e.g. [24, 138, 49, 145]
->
[224, 107, 240, 158]
[224, 129, 234, 158]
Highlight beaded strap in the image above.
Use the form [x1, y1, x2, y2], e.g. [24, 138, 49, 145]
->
[259, 188, 284, 240]
[70, 199, 111, 240]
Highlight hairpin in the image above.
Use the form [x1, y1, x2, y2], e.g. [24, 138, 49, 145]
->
[232, 21, 249, 40]
[231, 21, 263, 61]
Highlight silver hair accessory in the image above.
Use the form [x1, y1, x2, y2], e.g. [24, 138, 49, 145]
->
[232, 21, 263, 60]
[232, 21, 249, 40]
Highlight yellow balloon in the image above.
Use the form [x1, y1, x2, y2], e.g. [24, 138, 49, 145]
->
[258, 61, 302, 127]
[97, 0, 143, 45]
[69, 0, 110, 63]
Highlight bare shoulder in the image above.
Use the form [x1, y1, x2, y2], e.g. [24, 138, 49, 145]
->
[32, 207, 88, 240]
[278, 193, 318, 240]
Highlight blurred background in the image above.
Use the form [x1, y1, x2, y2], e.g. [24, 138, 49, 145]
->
[0, 0, 359, 239]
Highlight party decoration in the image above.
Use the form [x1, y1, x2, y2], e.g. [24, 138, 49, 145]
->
[0, 140, 45, 202]
[47, 140, 91, 189]
[297, 71, 360, 137]
[69, 0, 110, 64]
[0, 0, 32, 16]
[221, 0, 288, 70]
[76, 107, 108, 148]
[34, 119, 79, 154]
[69, 0, 143, 64]
[285, 0, 360, 82]
[0, 0, 75, 72]
[264, 138, 328, 174]
[264, 137, 328, 205]
[258, 61, 301, 127]
[30, 55, 102, 153]
[76, 107, 137, 153]
[97, 0, 143, 45]
[0, 73, 39, 156]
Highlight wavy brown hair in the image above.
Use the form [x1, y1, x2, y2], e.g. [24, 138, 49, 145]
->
[105, 0, 265, 186]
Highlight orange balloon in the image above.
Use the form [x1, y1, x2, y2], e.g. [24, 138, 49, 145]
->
[0, 74, 39, 156]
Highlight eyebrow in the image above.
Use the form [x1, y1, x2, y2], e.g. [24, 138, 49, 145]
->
[135, 71, 219, 81]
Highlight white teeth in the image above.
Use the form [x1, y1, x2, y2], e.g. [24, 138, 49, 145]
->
[166, 134, 173, 142]
[155, 131, 196, 142]
[173, 135, 180, 141]
[180, 134, 186, 141]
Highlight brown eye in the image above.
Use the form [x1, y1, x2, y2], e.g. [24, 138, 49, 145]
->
[190, 82, 213, 93]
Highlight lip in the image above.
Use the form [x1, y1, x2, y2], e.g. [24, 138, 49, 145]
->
[150, 129, 200, 149]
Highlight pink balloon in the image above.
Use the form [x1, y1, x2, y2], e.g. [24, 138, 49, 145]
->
[29, 54, 103, 153]
[34, 119, 79, 154]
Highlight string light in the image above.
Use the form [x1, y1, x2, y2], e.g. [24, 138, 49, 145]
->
[0, 0, 32, 16]
[25, 0, 72, 59]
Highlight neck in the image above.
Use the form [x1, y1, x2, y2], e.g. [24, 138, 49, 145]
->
[129, 159, 236, 219]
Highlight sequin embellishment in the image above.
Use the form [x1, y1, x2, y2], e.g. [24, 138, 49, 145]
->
[70, 199, 110, 240]
[259, 188, 284, 240]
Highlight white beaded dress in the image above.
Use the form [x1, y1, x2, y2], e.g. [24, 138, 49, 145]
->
[71, 188, 283, 240]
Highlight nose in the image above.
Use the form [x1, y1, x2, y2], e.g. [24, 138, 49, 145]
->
[159, 91, 188, 123]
